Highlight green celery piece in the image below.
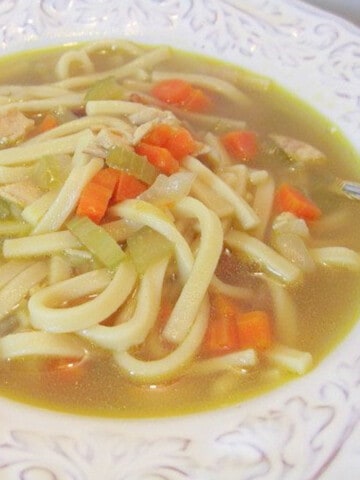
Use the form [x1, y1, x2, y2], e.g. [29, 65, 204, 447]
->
[106, 145, 158, 185]
[85, 76, 124, 102]
[0, 199, 10, 220]
[127, 226, 173, 274]
[32, 156, 67, 190]
[67, 216, 125, 269]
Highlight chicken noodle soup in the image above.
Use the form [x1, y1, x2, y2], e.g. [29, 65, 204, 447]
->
[0, 41, 360, 417]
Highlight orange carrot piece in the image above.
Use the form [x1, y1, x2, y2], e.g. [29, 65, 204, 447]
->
[112, 171, 147, 203]
[202, 293, 242, 356]
[182, 87, 212, 112]
[135, 142, 179, 175]
[236, 310, 272, 351]
[142, 124, 173, 147]
[152, 79, 212, 112]
[221, 130, 258, 161]
[203, 316, 239, 356]
[91, 167, 120, 192]
[39, 113, 58, 132]
[43, 357, 86, 384]
[76, 168, 127, 222]
[142, 124, 196, 161]
[274, 183, 322, 221]
[151, 79, 193, 105]
[76, 181, 112, 224]
[29, 113, 59, 137]
[210, 292, 240, 321]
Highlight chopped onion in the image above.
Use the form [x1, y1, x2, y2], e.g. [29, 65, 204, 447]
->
[272, 212, 310, 238]
[138, 172, 196, 206]
[272, 232, 315, 273]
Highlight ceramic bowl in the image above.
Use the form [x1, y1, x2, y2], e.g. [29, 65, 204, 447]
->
[0, 1, 359, 478]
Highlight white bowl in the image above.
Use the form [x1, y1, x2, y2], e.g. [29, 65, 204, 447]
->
[0, 1, 359, 478]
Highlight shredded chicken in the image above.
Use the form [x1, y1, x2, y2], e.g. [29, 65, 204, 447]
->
[0, 109, 34, 146]
[84, 128, 129, 158]
[269, 134, 326, 165]
[0, 180, 42, 207]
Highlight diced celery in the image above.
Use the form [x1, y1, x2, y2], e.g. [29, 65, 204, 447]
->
[127, 226, 173, 274]
[67, 216, 125, 269]
[106, 145, 158, 185]
[32, 156, 68, 190]
[0, 199, 10, 220]
[85, 76, 124, 102]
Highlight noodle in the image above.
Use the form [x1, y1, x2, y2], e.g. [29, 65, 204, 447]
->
[28, 260, 136, 332]
[183, 156, 259, 230]
[162, 197, 223, 343]
[81, 257, 168, 351]
[0, 94, 84, 116]
[0, 131, 89, 166]
[55, 46, 171, 90]
[3, 231, 81, 258]
[225, 230, 302, 284]
[26, 116, 133, 145]
[0, 331, 86, 359]
[115, 296, 209, 381]
[0, 261, 48, 320]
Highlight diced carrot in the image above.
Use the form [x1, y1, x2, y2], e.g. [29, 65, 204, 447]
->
[30, 113, 59, 137]
[203, 293, 273, 356]
[142, 124, 173, 147]
[236, 310, 272, 351]
[202, 293, 241, 356]
[203, 316, 239, 356]
[43, 357, 86, 384]
[38, 113, 58, 132]
[221, 130, 258, 161]
[151, 79, 212, 112]
[76, 168, 121, 223]
[182, 87, 212, 112]
[142, 124, 196, 161]
[166, 127, 196, 160]
[77, 166, 149, 222]
[274, 183, 321, 221]
[151, 79, 193, 105]
[210, 292, 240, 321]
[112, 171, 147, 203]
[135, 142, 179, 175]
[76, 181, 112, 224]
[91, 167, 120, 192]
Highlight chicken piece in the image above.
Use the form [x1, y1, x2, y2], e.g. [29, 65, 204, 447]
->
[84, 128, 129, 158]
[0, 109, 34, 147]
[0, 180, 42, 207]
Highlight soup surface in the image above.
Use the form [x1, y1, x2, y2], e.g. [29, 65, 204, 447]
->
[0, 41, 359, 417]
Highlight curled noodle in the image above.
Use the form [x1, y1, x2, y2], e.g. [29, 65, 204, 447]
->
[114, 296, 209, 382]
[80, 257, 169, 351]
[28, 261, 137, 332]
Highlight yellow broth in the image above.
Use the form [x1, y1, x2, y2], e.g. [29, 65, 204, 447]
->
[0, 42, 359, 417]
